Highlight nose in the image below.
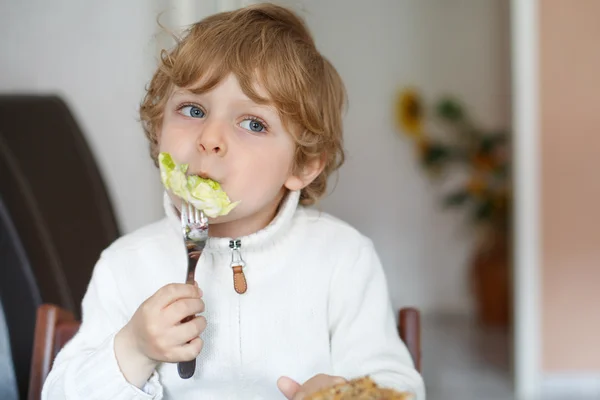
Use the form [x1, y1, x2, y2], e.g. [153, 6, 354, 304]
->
[197, 119, 227, 156]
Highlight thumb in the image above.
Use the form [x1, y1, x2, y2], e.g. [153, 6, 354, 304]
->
[277, 376, 302, 400]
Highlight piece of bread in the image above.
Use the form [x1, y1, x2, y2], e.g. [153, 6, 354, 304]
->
[304, 376, 413, 400]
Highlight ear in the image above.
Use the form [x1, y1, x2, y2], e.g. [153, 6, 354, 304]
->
[284, 156, 325, 192]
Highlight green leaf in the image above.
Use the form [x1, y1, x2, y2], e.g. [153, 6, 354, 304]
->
[443, 190, 470, 207]
[158, 152, 239, 217]
[480, 136, 496, 153]
[421, 143, 450, 167]
[473, 199, 494, 221]
[493, 164, 509, 178]
[480, 132, 509, 152]
[436, 98, 465, 122]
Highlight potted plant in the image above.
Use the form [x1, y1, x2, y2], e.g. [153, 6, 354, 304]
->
[395, 88, 511, 327]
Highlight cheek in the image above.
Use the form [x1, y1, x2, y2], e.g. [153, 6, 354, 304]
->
[158, 122, 196, 159]
[157, 119, 175, 151]
[227, 148, 293, 199]
[230, 163, 287, 197]
[252, 143, 293, 180]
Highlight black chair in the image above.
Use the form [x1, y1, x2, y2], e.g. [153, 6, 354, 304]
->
[0, 95, 120, 399]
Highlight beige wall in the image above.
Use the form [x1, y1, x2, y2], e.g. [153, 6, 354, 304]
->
[540, 0, 600, 371]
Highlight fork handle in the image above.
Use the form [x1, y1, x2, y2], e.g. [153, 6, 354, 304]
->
[178, 359, 196, 379]
[178, 246, 201, 379]
[177, 312, 197, 378]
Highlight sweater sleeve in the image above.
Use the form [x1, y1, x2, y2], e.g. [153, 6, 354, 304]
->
[41, 252, 164, 400]
[328, 241, 425, 400]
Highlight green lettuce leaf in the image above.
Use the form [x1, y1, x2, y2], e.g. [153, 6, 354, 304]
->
[158, 152, 239, 218]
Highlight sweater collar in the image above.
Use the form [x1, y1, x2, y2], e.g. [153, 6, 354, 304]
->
[164, 189, 300, 253]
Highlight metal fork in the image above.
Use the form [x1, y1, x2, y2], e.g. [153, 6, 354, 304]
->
[177, 200, 209, 379]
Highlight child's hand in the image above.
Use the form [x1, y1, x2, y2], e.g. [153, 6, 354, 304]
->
[114, 283, 206, 387]
[277, 374, 347, 400]
[126, 282, 206, 362]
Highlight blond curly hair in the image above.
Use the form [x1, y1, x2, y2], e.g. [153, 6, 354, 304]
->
[140, 3, 346, 205]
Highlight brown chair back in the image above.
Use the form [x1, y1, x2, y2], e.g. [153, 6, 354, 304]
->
[28, 304, 80, 400]
[398, 307, 421, 371]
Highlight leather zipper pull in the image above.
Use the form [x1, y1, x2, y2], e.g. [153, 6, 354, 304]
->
[229, 239, 247, 294]
[232, 265, 247, 294]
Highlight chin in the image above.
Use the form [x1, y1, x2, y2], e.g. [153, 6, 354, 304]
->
[207, 210, 241, 225]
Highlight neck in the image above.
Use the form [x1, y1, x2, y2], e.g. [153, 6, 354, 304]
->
[208, 189, 287, 239]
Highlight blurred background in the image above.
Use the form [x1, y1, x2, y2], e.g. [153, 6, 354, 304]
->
[0, 0, 598, 399]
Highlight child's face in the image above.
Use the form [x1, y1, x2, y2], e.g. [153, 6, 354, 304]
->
[159, 74, 311, 237]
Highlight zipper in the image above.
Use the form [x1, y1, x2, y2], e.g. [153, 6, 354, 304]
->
[229, 239, 247, 294]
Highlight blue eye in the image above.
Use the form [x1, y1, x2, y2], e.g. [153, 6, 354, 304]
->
[240, 118, 266, 133]
[179, 105, 205, 118]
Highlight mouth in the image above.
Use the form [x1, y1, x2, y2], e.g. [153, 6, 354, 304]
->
[194, 171, 210, 179]
[188, 171, 220, 183]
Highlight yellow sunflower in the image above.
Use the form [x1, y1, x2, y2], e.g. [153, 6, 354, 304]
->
[395, 89, 423, 138]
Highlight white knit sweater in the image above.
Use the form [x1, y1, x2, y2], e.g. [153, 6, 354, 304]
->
[42, 190, 425, 400]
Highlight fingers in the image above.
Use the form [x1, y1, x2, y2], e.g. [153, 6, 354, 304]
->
[282, 374, 347, 400]
[171, 315, 207, 344]
[165, 298, 205, 324]
[159, 336, 204, 363]
[331, 376, 346, 385]
[277, 376, 302, 400]
[132, 282, 207, 364]
[178, 337, 204, 362]
[152, 283, 202, 309]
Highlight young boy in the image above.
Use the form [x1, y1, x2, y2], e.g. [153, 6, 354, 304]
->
[42, 3, 425, 400]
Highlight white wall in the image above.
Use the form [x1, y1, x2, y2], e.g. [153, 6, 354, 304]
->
[276, 0, 512, 315]
[0, 0, 168, 234]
